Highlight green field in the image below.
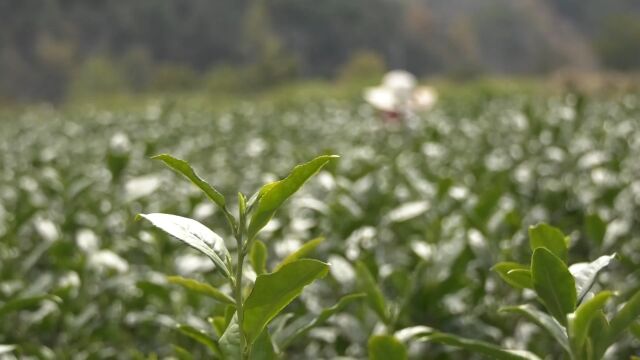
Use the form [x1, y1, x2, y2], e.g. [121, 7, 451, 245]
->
[1, 86, 639, 359]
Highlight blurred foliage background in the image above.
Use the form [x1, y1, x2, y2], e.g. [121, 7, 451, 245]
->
[1, 0, 640, 104]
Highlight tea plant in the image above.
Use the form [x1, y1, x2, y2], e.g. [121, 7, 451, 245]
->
[137, 154, 363, 359]
[365, 223, 640, 359]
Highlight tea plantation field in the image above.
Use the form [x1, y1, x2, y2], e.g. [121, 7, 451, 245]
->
[1, 90, 640, 359]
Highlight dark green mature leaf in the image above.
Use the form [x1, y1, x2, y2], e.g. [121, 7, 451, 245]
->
[585, 213, 606, 246]
[167, 276, 235, 306]
[569, 254, 616, 304]
[492, 262, 533, 289]
[531, 248, 576, 325]
[423, 332, 542, 360]
[153, 154, 226, 209]
[219, 314, 241, 360]
[0, 294, 62, 318]
[355, 261, 390, 324]
[176, 324, 220, 355]
[250, 240, 268, 275]
[529, 223, 569, 263]
[606, 289, 640, 347]
[500, 304, 569, 353]
[278, 293, 365, 349]
[274, 237, 325, 271]
[247, 155, 338, 240]
[137, 213, 232, 278]
[243, 259, 329, 346]
[249, 330, 277, 360]
[567, 291, 614, 356]
[368, 335, 407, 360]
[630, 321, 640, 339]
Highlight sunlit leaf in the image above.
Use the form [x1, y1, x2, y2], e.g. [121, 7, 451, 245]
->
[0, 294, 62, 318]
[567, 291, 613, 356]
[569, 254, 616, 304]
[500, 304, 569, 353]
[492, 262, 533, 289]
[242, 259, 329, 346]
[274, 237, 324, 271]
[247, 155, 338, 240]
[138, 213, 232, 278]
[250, 240, 268, 275]
[355, 261, 390, 324]
[176, 324, 221, 356]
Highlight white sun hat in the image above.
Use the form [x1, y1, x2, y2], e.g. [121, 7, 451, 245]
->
[364, 70, 437, 114]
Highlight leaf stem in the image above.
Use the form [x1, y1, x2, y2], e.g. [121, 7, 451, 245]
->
[234, 200, 249, 360]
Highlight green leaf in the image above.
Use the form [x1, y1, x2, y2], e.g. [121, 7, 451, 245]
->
[277, 293, 365, 349]
[531, 248, 576, 325]
[219, 314, 241, 360]
[492, 262, 533, 289]
[176, 324, 221, 355]
[249, 330, 277, 360]
[500, 304, 569, 353]
[529, 223, 569, 263]
[606, 288, 640, 348]
[589, 311, 610, 359]
[137, 213, 232, 278]
[211, 316, 227, 337]
[368, 335, 407, 360]
[630, 321, 640, 339]
[250, 240, 268, 275]
[585, 213, 606, 246]
[400, 327, 541, 360]
[567, 291, 614, 356]
[172, 345, 194, 360]
[152, 154, 226, 209]
[274, 237, 325, 271]
[167, 276, 235, 306]
[242, 259, 329, 346]
[247, 155, 338, 240]
[0, 294, 62, 318]
[355, 261, 390, 324]
[568, 253, 616, 304]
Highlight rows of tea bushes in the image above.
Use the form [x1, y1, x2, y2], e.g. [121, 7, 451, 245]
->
[1, 91, 639, 358]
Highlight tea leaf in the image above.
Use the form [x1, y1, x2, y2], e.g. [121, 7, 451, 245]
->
[176, 324, 220, 354]
[500, 304, 569, 353]
[569, 253, 616, 304]
[567, 291, 613, 356]
[492, 262, 533, 289]
[138, 213, 232, 278]
[242, 259, 329, 346]
[247, 155, 338, 240]
[531, 248, 576, 325]
[422, 332, 542, 359]
[219, 314, 241, 360]
[606, 288, 640, 348]
[274, 237, 325, 271]
[167, 276, 235, 306]
[355, 261, 390, 324]
[152, 154, 226, 209]
[529, 223, 569, 263]
[250, 240, 268, 275]
[368, 335, 407, 360]
[249, 330, 277, 360]
[0, 294, 62, 318]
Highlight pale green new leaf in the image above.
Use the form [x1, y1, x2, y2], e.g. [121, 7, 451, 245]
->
[531, 248, 576, 325]
[274, 237, 325, 271]
[250, 240, 268, 275]
[569, 253, 616, 304]
[500, 304, 569, 353]
[368, 335, 407, 360]
[247, 155, 338, 240]
[153, 154, 226, 209]
[242, 259, 329, 346]
[492, 262, 533, 289]
[529, 223, 569, 263]
[567, 291, 614, 356]
[167, 276, 235, 306]
[355, 261, 390, 324]
[138, 213, 232, 278]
